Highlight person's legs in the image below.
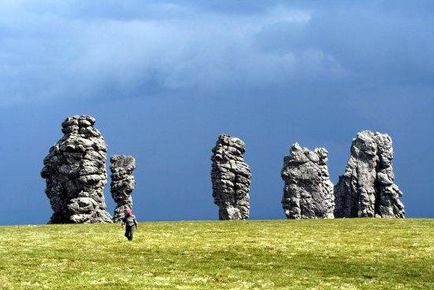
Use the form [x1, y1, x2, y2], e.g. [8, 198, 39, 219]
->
[129, 227, 134, 241]
[126, 226, 133, 241]
[125, 226, 131, 240]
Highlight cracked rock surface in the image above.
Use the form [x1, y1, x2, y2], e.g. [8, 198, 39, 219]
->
[334, 130, 405, 218]
[281, 143, 335, 219]
[110, 155, 136, 222]
[211, 134, 251, 220]
[41, 115, 112, 223]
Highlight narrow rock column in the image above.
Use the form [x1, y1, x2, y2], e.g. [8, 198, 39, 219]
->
[110, 155, 136, 222]
[334, 130, 405, 218]
[41, 115, 112, 223]
[211, 134, 251, 220]
[281, 143, 334, 219]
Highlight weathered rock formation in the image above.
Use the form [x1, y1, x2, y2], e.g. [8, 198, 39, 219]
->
[334, 130, 405, 218]
[281, 143, 334, 219]
[110, 155, 136, 222]
[41, 115, 112, 223]
[211, 134, 251, 220]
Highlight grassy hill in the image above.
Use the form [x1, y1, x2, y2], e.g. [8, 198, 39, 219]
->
[0, 219, 433, 289]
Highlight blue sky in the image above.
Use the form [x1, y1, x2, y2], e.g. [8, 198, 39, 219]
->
[0, 1, 433, 224]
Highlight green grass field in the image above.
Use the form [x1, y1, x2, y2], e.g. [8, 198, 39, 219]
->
[0, 219, 433, 289]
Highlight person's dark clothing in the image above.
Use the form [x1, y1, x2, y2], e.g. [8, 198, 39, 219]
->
[122, 215, 138, 241]
[125, 225, 134, 241]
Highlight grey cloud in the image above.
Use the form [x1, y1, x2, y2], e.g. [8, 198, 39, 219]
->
[0, 1, 433, 106]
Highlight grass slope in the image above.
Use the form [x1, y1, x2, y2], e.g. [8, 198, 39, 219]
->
[0, 219, 433, 289]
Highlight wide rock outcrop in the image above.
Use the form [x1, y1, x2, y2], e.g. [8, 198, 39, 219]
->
[110, 155, 136, 222]
[334, 130, 405, 218]
[281, 143, 334, 219]
[41, 115, 112, 223]
[211, 134, 251, 220]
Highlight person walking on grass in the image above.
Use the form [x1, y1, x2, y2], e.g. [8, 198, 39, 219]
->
[122, 207, 138, 241]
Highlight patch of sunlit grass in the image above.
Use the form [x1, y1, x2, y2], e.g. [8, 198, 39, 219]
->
[0, 219, 433, 289]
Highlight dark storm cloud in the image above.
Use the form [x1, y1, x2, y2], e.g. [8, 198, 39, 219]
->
[3, 0, 432, 106]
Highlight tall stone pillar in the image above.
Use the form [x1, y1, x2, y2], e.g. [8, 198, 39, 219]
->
[110, 155, 136, 222]
[281, 143, 334, 219]
[41, 115, 112, 223]
[334, 130, 405, 218]
[211, 134, 251, 220]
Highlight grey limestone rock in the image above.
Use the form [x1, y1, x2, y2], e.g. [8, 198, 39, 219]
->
[334, 130, 405, 218]
[281, 143, 335, 219]
[41, 115, 112, 223]
[211, 134, 251, 220]
[110, 155, 136, 222]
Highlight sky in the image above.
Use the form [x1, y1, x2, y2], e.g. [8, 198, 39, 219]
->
[0, 0, 433, 224]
